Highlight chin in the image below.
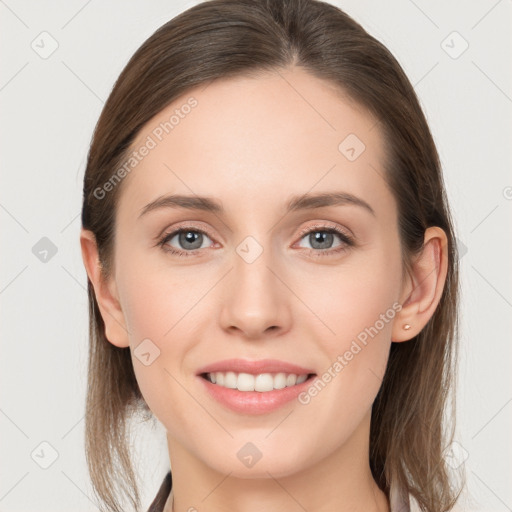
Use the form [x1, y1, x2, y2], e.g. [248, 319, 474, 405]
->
[202, 446, 315, 480]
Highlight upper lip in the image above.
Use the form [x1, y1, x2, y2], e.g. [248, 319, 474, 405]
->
[196, 358, 315, 376]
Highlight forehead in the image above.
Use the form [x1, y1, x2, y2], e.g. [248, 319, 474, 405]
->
[118, 67, 393, 220]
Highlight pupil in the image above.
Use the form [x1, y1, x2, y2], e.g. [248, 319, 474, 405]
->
[180, 231, 202, 250]
[311, 231, 333, 249]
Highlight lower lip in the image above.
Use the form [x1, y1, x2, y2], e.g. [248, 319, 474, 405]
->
[198, 374, 316, 415]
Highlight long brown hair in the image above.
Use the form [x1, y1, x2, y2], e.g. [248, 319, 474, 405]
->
[81, 0, 462, 510]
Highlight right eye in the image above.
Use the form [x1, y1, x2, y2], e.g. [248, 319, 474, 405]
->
[159, 227, 216, 256]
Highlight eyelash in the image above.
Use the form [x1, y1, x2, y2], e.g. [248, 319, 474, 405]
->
[157, 224, 355, 258]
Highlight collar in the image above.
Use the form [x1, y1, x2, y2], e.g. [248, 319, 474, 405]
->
[148, 471, 423, 512]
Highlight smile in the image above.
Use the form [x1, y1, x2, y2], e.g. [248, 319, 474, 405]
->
[202, 371, 311, 392]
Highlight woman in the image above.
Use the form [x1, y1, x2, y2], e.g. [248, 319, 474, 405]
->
[79, 0, 464, 510]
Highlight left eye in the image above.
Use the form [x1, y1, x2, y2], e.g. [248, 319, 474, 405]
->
[297, 228, 351, 251]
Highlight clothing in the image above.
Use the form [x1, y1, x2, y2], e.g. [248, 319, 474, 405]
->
[146, 470, 422, 512]
[147, 471, 172, 512]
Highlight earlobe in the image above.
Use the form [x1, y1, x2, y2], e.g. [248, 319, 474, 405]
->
[79, 228, 130, 348]
[392, 227, 448, 342]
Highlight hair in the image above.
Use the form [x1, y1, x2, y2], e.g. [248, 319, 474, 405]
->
[80, 0, 463, 511]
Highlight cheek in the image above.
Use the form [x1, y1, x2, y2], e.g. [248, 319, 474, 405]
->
[114, 251, 213, 421]
[119, 276, 193, 430]
[117, 249, 202, 344]
[300, 244, 402, 350]
[296, 246, 402, 412]
[325, 272, 400, 354]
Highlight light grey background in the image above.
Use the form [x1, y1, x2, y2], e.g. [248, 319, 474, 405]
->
[1, 1, 511, 511]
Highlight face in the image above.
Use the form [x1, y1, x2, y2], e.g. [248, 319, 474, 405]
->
[109, 67, 405, 478]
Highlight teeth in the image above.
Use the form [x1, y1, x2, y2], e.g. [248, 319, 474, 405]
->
[286, 374, 297, 386]
[296, 374, 307, 384]
[255, 373, 273, 392]
[205, 371, 311, 392]
[224, 371, 237, 389]
[237, 372, 255, 391]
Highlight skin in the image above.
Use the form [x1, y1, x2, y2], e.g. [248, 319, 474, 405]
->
[81, 66, 448, 512]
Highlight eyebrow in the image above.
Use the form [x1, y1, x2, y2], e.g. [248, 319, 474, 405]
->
[138, 191, 375, 219]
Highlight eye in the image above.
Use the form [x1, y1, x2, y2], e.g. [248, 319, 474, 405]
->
[157, 223, 355, 258]
[158, 227, 214, 256]
[296, 224, 354, 257]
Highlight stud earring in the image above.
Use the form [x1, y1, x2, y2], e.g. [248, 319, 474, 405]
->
[403, 324, 411, 330]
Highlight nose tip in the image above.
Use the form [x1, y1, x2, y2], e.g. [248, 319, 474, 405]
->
[219, 249, 291, 339]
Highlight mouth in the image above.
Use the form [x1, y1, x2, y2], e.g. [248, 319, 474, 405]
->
[199, 371, 317, 392]
[196, 358, 317, 414]
[197, 366, 318, 415]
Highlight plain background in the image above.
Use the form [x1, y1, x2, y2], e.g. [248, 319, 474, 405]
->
[1, 1, 511, 510]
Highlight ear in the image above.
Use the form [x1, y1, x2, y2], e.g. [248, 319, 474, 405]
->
[392, 227, 449, 342]
[80, 228, 130, 348]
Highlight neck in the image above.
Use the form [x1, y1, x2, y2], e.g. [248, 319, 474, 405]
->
[164, 411, 389, 512]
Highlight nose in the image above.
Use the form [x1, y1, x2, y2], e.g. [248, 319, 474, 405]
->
[219, 243, 292, 340]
